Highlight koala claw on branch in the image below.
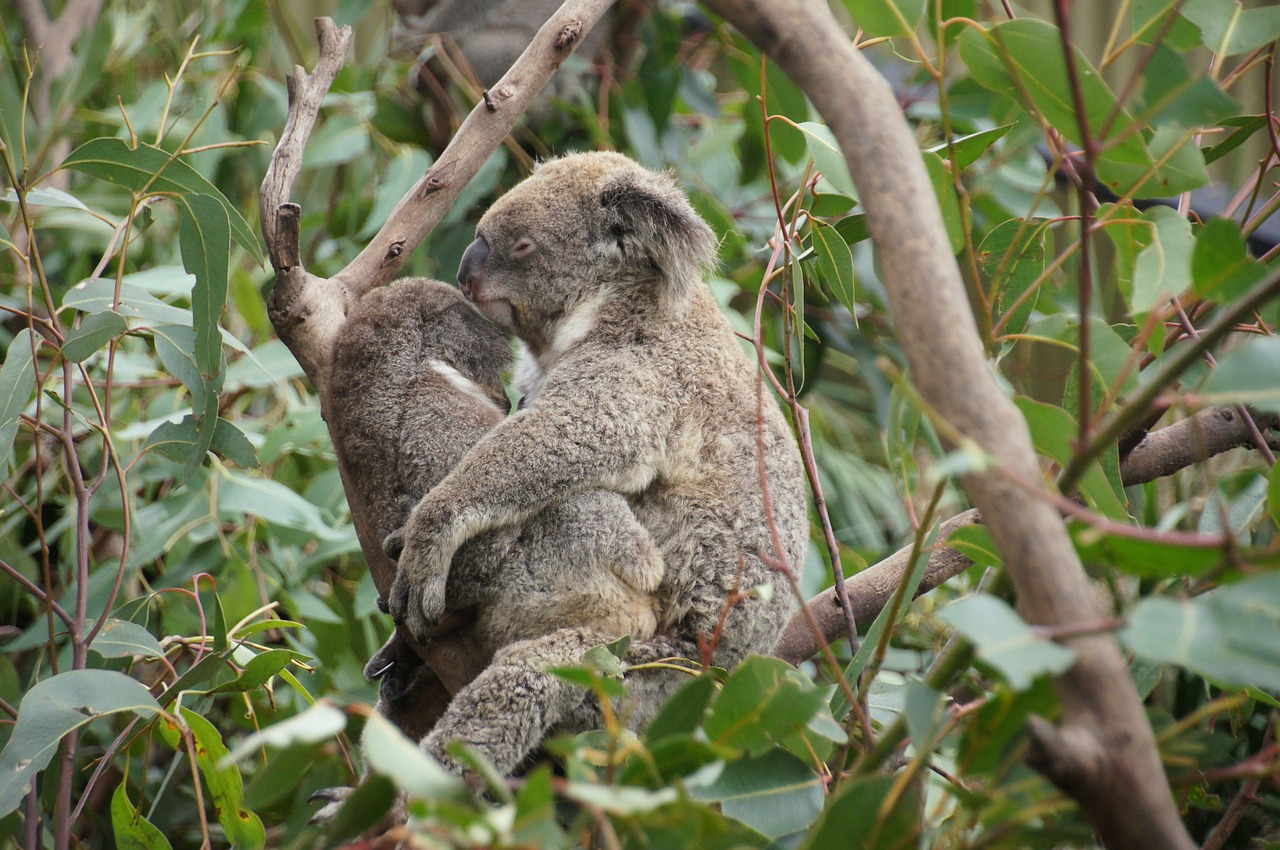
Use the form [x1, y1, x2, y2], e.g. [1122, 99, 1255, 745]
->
[386, 537, 454, 642]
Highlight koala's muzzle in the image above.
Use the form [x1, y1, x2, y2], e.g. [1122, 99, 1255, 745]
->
[458, 236, 489, 300]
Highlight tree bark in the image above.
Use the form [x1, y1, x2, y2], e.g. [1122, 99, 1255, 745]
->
[703, 2, 1195, 847]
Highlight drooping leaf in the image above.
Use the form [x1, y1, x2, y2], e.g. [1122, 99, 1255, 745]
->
[810, 219, 855, 316]
[922, 151, 964, 252]
[143, 415, 259, 469]
[0, 329, 38, 473]
[797, 122, 857, 199]
[112, 784, 173, 850]
[939, 594, 1077, 690]
[159, 708, 265, 849]
[177, 192, 231, 380]
[0, 670, 162, 817]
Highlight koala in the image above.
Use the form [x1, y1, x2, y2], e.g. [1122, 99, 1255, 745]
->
[386, 152, 809, 775]
[324, 276, 664, 720]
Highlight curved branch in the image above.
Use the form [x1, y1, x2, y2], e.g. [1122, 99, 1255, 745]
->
[705, 2, 1195, 846]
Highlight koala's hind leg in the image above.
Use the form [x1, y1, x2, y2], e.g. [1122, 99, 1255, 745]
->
[422, 627, 612, 776]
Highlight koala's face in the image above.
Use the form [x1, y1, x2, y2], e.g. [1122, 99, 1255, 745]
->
[457, 152, 717, 348]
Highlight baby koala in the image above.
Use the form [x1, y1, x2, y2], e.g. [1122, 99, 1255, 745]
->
[326, 276, 664, 700]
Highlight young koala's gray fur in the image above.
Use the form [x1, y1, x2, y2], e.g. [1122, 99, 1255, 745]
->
[386, 152, 809, 775]
[325, 277, 664, 726]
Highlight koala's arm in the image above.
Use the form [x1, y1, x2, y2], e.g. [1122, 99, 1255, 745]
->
[387, 356, 670, 641]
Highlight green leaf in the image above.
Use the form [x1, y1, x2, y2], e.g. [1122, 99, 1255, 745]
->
[622, 797, 772, 849]
[1015, 398, 1128, 519]
[797, 122, 857, 199]
[216, 471, 349, 538]
[1271, 463, 1280, 530]
[511, 767, 569, 850]
[688, 749, 823, 839]
[563, 781, 678, 814]
[810, 219, 855, 316]
[646, 673, 719, 741]
[90, 619, 165, 660]
[0, 670, 162, 817]
[1199, 336, 1280, 411]
[845, 0, 925, 37]
[1071, 521, 1225, 579]
[922, 152, 964, 253]
[799, 774, 921, 850]
[61, 310, 128, 362]
[1183, 0, 1280, 56]
[982, 218, 1047, 339]
[1204, 115, 1269, 165]
[324, 774, 397, 850]
[361, 710, 468, 800]
[60, 138, 262, 262]
[703, 656, 827, 756]
[925, 124, 1012, 170]
[1138, 46, 1239, 131]
[177, 192, 230, 380]
[903, 678, 947, 748]
[1121, 574, 1280, 690]
[2, 186, 92, 210]
[1131, 206, 1193, 317]
[960, 20, 1207, 196]
[212, 648, 299, 693]
[223, 700, 348, 765]
[1193, 217, 1266, 301]
[112, 784, 173, 850]
[0, 329, 38, 473]
[162, 708, 265, 849]
[939, 594, 1077, 690]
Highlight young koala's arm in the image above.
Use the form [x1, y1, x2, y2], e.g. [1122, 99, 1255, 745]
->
[386, 357, 669, 643]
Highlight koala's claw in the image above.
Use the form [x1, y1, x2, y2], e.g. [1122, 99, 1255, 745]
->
[308, 786, 351, 826]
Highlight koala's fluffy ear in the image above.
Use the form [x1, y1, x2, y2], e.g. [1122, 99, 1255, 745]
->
[597, 170, 718, 313]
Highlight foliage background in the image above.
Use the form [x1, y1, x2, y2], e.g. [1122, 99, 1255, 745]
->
[1, 0, 1280, 847]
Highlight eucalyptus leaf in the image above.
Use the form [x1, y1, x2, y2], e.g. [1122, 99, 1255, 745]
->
[939, 594, 1077, 690]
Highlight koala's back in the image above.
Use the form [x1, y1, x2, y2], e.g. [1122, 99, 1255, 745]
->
[328, 278, 662, 692]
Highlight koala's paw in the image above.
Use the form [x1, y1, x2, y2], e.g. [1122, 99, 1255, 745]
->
[382, 527, 406, 561]
[387, 562, 449, 644]
[309, 785, 406, 832]
[308, 786, 351, 826]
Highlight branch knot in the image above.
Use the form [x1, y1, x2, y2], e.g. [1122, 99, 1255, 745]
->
[554, 20, 584, 51]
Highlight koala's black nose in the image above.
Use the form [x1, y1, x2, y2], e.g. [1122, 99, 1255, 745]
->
[458, 236, 490, 299]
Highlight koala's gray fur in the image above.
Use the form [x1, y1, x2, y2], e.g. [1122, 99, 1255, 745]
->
[387, 152, 809, 775]
[324, 277, 664, 739]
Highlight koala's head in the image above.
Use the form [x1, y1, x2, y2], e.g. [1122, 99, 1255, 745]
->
[457, 152, 717, 349]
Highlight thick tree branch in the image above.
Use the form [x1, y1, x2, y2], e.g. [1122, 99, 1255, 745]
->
[704, 2, 1195, 847]
[1121, 406, 1279, 485]
[776, 404, 1278, 664]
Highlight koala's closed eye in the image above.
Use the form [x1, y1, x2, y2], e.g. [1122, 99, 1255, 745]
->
[512, 237, 538, 259]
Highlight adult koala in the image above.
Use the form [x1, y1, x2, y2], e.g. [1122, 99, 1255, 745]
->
[386, 152, 809, 774]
